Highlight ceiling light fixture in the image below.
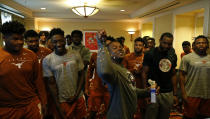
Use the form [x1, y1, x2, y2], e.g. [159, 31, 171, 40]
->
[71, 3, 99, 18]
[120, 10, 125, 12]
[40, 8, 46, 10]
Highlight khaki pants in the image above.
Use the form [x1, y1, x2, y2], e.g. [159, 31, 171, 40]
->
[145, 92, 173, 119]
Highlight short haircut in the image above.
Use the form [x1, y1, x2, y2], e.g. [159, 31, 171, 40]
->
[39, 31, 49, 38]
[160, 32, 173, 41]
[65, 34, 71, 39]
[0, 21, 25, 37]
[106, 36, 115, 42]
[182, 41, 191, 47]
[24, 30, 38, 40]
[134, 37, 144, 45]
[49, 28, 64, 38]
[148, 37, 155, 42]
[116, 37, 125, 45]
[71, 30, 83, 38]
[143, 36, 150, 41]
[118, 36, 125, 41]
[107, 39, 122, 49]
[194, 35, 209, 44]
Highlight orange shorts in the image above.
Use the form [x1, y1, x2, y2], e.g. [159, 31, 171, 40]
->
[87, 92, 110, 112]
[60, 96, 87, 119]
[134, 99, 146, 119]
[0, 97, 42, 119]
[184, 97, 210, 118]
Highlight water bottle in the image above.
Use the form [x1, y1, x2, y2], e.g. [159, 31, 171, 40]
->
[148, 79, 156, 103]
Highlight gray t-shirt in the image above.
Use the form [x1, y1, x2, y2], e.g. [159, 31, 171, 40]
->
[42, 49, 84, 102]
[179, 52, 210, 99]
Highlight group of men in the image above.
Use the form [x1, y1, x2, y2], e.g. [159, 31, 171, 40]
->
[0, 21, 91, 119]
[0, 20, 209, 119]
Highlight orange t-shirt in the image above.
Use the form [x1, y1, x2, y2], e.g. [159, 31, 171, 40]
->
[34, 47, 52, 106]
[36, 47, 52, 65]
[181, 50, 192, 59]
[122, 52, 144, 88]
[0, 48, 43, 107]
[86, 52, 109, 96]
[124, 45, 130, 55]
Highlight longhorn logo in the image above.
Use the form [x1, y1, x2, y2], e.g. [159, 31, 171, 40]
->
[12, 61, 25, 69]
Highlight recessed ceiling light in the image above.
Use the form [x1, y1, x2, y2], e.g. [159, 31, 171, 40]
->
[120, 10, 125, 12]
[40, 8, 46, 10]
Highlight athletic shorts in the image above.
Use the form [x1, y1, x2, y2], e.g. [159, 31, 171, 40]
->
[60, 96, 87, 119]
[87, 92, 110, 112]
[184, 97, 210, 118]
[0, 97, 42, 119]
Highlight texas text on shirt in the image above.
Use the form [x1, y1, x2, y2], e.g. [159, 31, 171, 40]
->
[0, 48, 44, 118]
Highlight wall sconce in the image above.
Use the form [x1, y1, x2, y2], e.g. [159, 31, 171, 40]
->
[41, 27, 51, 31]
[128, 31, 135, 41]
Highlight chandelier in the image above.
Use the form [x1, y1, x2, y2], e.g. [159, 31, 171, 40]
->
[72, 5, 99, 18]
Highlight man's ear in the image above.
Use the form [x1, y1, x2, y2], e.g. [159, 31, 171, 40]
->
[2, 35, 7, 42]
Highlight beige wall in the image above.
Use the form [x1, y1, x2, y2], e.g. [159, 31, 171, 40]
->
[25, 18, 36, 30]
[175, 15, 195, 67]
[154, 14, 173, 45]
[195, 16, 204, 36]
[142, 23, 153, 37]
[36, 21, 140, 52]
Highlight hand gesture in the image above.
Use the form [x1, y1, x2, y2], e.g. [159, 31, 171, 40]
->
[96, 30, 107, 47]
[67, 95, 77, 104]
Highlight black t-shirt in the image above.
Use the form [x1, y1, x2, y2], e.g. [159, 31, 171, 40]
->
[143, 47, 177, 93]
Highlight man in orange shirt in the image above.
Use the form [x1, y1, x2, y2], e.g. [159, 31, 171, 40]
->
[86, 52, 110, 119]
[122, 37, 145, 119]
[24, 30, 52, 118]
[181, 41, 192, 59]
[25, 30, 52, 65]
[85, 36, 114, 119]
[0, 21, 46, 119]
[117, 37, 130, 54]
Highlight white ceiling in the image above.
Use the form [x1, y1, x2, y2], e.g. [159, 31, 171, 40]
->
[12, 0, 156, 20]
[3, 0, 199, 21]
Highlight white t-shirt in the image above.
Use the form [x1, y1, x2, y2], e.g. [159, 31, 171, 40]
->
[179, 52, 210, 99]
[42, 49, 84, 102]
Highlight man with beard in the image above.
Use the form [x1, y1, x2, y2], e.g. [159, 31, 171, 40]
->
[42, 28, 87, 119]
[97, 30, 155, 119]
[179, 35, 210, 119]
[0, 21, 46, 119]
[123, 37, 145, 119]
[142, 32, 178, 119]
[117, 36, 130, 55]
